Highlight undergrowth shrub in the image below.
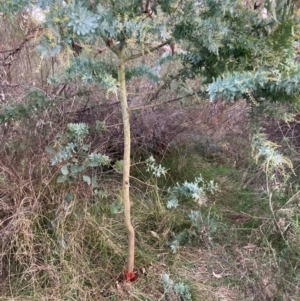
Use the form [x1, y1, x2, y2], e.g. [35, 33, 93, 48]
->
[161, 273, 192, 301]
[236, 128, 300, 299]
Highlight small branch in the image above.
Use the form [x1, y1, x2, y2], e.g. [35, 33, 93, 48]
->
[97, 46, 108, 53]
[145, 0, 151, 12]
[0, 82, 20, 87]
[147, 71, 190, 104]
[279, 190, 300, 210]
[142, 0, 155, 19]
[0, 48, 17, 54]
[53, 83, 68, 98]
[0, 27, 43, 65]
[129, 94, 194, 111]
[125, 41, 169, 62]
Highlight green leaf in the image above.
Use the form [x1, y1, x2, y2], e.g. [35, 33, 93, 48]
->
[67, 1, 98, 36]
[49, 220, 56, 230]
[113, 160, 123, 173]
[57, 235, 67, 250]
[92, 176, 99, 188]
[110, 199, 124, 214]
[57, 175, 67, 183]
[67, 123, 89, 142]
[94, 189, 108, 199]
[88, 153, 111, 167]
[70, 164, 80, 174]
[61, 165, 69, 175]
[65, 193, 73, 203]
[45, 146, 55, 153]
[94, 120, 107, 134]
[50, 45, 62, 57]
[36, 44, 49, 58]
[83, 175, 91, 185]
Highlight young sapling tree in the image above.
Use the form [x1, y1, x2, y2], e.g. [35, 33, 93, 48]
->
[1, 0, 193, 281]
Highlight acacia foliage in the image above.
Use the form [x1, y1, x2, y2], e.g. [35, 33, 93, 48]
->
[175, 0, 300, 104]
[1, 1, 300, 108]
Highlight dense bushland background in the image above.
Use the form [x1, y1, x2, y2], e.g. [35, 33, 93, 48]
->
[1, 0, 300, 300]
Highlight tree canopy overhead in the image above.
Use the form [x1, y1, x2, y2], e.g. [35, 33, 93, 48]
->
[2, 0, 300, 105]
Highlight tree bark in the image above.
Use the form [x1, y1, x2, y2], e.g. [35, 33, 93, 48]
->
[118, 50, 135, 278]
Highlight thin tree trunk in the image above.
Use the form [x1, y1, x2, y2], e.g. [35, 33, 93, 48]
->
[118, 50, 135, 279]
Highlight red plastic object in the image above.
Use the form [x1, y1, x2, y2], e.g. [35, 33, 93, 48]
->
[126, 271, 137, 282]
[117, 269, 139, 283]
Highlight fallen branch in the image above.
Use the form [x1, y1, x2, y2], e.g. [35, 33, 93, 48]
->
[129, 94, 194, 111]
[0, 26, 43, 65]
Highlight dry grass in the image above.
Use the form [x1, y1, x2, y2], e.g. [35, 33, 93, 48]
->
[1, 97, 300, 301]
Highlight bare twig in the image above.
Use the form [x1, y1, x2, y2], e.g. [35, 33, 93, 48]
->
[129, 94, 194, 111]
[125, 41, 169, 62]
[0, 26, 43, 65]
